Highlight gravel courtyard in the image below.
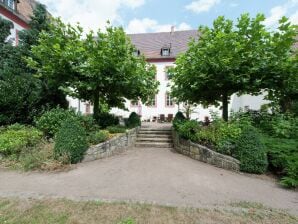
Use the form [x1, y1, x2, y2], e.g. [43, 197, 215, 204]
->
[0, 147, 297, 215]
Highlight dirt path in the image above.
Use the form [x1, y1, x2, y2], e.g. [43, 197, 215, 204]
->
[1, 147, 297, 215]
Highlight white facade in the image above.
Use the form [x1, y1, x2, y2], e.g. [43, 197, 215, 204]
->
[69, 60, 270, 120]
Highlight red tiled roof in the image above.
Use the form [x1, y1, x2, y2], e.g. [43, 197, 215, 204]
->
[128, 30, 199, 59]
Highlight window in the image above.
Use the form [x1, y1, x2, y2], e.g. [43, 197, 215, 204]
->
[161, 48, 170, 56]
[4, 0, 15, 10]
[165, 92, 174, 107]
[131, 100, 139, 107]
[146, 95, 156, 107]
[85, 103, 91, 114]
[164, 66, 173, 80]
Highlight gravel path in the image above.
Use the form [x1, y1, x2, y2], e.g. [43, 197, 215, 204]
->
[1, 147, 297, 215]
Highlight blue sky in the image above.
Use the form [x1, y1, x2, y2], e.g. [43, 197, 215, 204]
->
[39, 0, 298, 33]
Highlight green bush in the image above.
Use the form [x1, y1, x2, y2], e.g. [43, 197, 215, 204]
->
[176, 120, 200, 141]
[234, 126, 268, 174]
[54, 119, 88, 164]
[173, 111, 186, 129]
[262, 136, 298, 188]
[125, 112, 141, 128]
[0, 124, 42, 156]
[88, 130, 109, 145]
[107, 126, 126, 134]
[36, 108, 78, 138]
[96, 113, 119, 129]
[36, 108, 98, 138]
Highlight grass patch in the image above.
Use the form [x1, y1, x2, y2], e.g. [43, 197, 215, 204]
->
[0, 198, 296, 224]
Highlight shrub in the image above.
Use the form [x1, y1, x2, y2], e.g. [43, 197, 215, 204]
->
[125, 112, 141, 128]
[107, 126, 126, 134]
[36, 108, 78, 138]
[96, 113, 119, 129]
[36, 108, 98, 138]
[173, 111, 186, 129]
[234, 126, 268, 174]
[262, 136, 298, 188]
[54, 119, 88, 164]
[88, 130, 109, 145]
[176, 120, 200, 141]
[0, 124, 42, 156]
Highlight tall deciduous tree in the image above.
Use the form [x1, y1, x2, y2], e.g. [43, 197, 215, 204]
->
[29, 19, 158, 119]
[170, 14, 297, 121]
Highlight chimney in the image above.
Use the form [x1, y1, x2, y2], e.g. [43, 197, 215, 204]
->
[171, 26, 175, 34]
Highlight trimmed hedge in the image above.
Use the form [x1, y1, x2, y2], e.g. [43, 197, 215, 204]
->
[96, 113, 119, 129]
[125, 112, 140, 128]
[234, 126, 268, 174]
[106, 126, 126, 134]
[54, 119, 88, 164]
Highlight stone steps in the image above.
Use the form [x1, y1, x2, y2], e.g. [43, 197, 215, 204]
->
[135, 142, 173, 148]
[136, 126, 173, 148]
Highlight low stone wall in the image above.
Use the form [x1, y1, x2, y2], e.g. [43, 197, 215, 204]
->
[172, 130, 240, 171]
[83, 127, 139, 162]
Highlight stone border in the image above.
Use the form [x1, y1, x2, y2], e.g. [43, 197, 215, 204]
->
[83, 127, 140, 162]
[172, 129, 240, 171]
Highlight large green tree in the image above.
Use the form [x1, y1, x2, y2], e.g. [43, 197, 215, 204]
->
[0, 4, 67, 125]
[29, 19, 158, 119]
[170, 14, 297, 121]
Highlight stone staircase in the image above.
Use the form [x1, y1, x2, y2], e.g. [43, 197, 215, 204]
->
[135, 126, 173, 148]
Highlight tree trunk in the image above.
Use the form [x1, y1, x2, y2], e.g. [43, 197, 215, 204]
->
[93, 88, 100, 121]
[222, 93, 228, 121]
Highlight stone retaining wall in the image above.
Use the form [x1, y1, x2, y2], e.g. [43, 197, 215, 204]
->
[83, 127, 139, 162]
[172, 130, 240, 171]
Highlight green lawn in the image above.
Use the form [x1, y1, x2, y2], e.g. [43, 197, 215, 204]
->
[0, 198, 297, 224]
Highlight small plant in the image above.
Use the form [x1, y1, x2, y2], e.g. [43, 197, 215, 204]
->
[96, 113, 119, 129]
[234, 126, 268, 174]
[125, 112, 141, 128]
[106, 126, 126, 134]
[0, 124, 42, 156]
[88, 130, 109, 145]
[176, 120, 200, 141]
[173, 111, 186, 129]
[54, 119, 88, 164]
[35, 107, 78, 138]
[118, 218, 136, 224]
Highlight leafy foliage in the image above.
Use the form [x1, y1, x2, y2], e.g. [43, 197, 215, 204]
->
[262, 136, 298, 188]
[0, 124, 42, 156]
[0, 4, 67, 126]
[125, 112, 141, 128]
[96, 113, 119, 129]
[87, 130, 109, 145]
[234, 127, 268, 174]
[29, 19, 158, 119]
[170, 14, 297, 120]
[106, 126, 127, 134]
[175, 120, 200, 142]
[172, 111, 186, 129]
[54, 119, 88, 164]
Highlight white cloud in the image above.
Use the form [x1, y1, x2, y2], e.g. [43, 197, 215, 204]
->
[38, 0, 145, 32]
[229, 3, 238, 8]
[289, 11, 298, 24]
[126, 18, 192, 34]
[185, 0, 221, 14]
[264, 0, 298, 27]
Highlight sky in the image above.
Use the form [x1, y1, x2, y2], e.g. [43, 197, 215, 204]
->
[38, 0, 298, 34]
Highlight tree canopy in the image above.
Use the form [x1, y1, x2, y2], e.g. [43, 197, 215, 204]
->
[29, 19, 159, 119]
[170, 14, 297, 121]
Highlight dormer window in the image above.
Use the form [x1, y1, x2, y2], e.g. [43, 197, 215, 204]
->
[133, 49, 140, 57]
[161, 47, 170, 56]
